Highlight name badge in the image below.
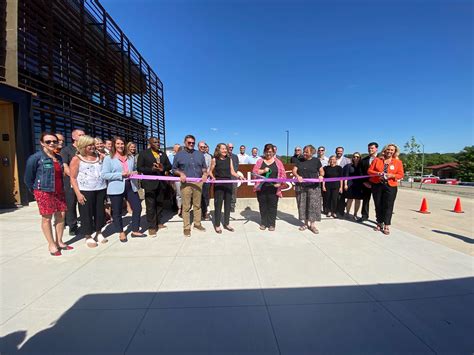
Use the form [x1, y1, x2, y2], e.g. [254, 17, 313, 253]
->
[44, 163, 53, 169]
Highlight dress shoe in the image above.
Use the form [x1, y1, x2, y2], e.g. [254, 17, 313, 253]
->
[68, 225, 78, 236]
[193, 224, 206, 232]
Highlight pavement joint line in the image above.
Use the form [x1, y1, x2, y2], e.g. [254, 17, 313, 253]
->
[9, 291, 474, 313]
[0, 248, 105, 326]
[244, 222, 283, 355]
[374, 297, 438, 354]
[0, 233, 122, 325]
[0, 243, 47, 264]
[123, 232, 186, 354]
[351, 227, 471, 281]
[317, 222, 450, 281]
[304, 224, 438, 354]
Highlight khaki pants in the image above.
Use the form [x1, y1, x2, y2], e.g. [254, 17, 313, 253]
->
[181, 182, 203, 230]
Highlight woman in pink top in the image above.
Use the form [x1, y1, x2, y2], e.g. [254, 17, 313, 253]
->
[252, 143, 287, 231]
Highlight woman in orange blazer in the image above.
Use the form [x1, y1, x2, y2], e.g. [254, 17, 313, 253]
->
[367, 143, 404, 235]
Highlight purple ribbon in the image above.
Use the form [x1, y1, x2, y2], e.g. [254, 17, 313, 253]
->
[129, 174, 372, 184]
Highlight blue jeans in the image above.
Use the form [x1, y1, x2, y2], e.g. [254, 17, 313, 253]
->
[109, 180, 142, 233]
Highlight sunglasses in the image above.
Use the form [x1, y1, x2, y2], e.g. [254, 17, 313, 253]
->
[44, 140, 58, 145]
[186, 141, 195, 145]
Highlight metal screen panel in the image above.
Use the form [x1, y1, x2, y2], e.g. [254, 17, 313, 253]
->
[17, 0, 165, 150]
[0, 0, 6, 81]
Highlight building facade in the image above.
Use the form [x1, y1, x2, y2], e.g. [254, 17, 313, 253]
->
[0, 0, 165, 207]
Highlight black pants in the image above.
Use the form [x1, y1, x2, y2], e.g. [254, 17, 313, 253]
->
[64, 176, 78, 228]
[337, 191, 346, 216]
[109, 181, 142, 233]
[372, 183, 397, 225]
[231, 178, 237, 210]
[201, 183, 210, 217]
[257, 185, 278, 227]
[321, 189, 327, 214]
[144, 186, 165, 229]
[324, 187, 339, 214]
[214, 184, 232, 227]
[361, 185, 372, 219]
[78, 189, 106, 236]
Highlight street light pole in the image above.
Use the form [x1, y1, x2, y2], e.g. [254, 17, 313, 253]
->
[420, 140, 425, 177]
[285, 130, 289, 163]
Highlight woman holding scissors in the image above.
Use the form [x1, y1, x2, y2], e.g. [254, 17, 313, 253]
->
[368, 143, 404, 235]
[252, 143, 287, 231]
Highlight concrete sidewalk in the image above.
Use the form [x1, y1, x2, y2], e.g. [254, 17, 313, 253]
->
[1, 198, 473, 354]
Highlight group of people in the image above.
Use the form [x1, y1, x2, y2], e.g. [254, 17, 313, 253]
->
[24, 129, 404, 256]
[290, 143, 404, 234]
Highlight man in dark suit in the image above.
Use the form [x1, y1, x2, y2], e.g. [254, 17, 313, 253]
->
[359, 142, 379, 222]
[137, 137, 172, 237]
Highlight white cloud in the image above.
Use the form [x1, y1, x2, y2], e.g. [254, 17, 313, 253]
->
[210, 127, 218, 132]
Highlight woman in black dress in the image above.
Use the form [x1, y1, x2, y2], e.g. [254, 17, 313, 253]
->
[322, 156, 343, 218]
[209, 143, 243, 233]
[292, 145, 325, 234]
[343, 152, 364, 220]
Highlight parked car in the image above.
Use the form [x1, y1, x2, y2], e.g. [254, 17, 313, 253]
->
[421, 176, 439, 184]
[439, 179, 459, 185]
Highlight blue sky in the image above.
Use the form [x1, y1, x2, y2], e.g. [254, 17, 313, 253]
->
[101, 0, 472, 154]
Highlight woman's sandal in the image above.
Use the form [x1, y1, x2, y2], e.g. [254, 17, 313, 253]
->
[373, 224, 382, 232]
[223, 225, 235, 232]
[310, 226, 319, 234]
[59, 245, 74, 251]
[298, 225, 308, 231]
[96, 234, 108, 244]
[215, 226, 223, 234]
[86, 237, 98, 248]
[119, 232, 128, 243]
[259, 225, 266, 230]
[383, 226, 390, 235]
[50, 249, 62, 256]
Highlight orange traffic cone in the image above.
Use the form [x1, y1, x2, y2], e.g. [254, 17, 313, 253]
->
[452, 197, 464, 213]
[418, 198, 431, 214]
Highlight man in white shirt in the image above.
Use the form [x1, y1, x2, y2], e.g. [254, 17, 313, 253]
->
[238, 145, 250, 164]
[168, 143, 182, 215]
[199, 141, 212, 220]
[317, 146, 329, 167]
[335, 146, 351, 217]
[335, 146, 351, 168]
[246, 147, 261, 164]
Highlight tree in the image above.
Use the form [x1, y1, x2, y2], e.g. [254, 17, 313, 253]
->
[403, 136, 421, 176]
[457, 146, 474, 182]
